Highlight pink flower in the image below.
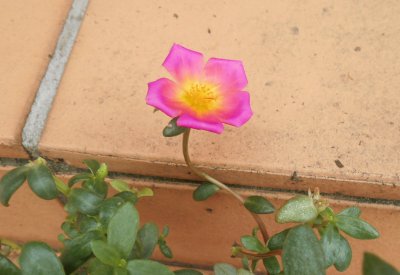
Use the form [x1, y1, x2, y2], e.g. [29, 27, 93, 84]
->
[146, 44, 253, 134]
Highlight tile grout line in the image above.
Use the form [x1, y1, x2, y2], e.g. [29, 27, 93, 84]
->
[21, 0, 89, 158]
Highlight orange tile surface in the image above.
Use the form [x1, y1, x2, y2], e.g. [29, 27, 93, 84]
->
[0, 168, 66, 245]
[0, 0, 71, 158]
[0, 168, 398, 275]
[139, 181, 400, 275]
[39, 0, 400, 200]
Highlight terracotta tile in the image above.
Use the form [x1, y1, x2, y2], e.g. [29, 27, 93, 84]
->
[0, 167, 398, 274]
[135, 181, 400, 275]
[0, 168, 66, 246]
[0, 0, 71, 158]
[39, 0, 400, 200]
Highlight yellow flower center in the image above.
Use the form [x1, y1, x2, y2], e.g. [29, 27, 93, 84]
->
[178, 81, 221, 115]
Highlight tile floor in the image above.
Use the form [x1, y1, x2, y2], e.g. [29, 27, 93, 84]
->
[0, 1, 399, 274]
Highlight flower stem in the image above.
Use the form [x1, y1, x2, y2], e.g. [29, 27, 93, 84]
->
[182, 129, 269, 242]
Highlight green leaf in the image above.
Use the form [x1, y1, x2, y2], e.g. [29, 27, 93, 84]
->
[276, 195, 318, 224]
[213, 263, 237, 275]
[78, 216, 99, 233]
[61, 222, 79, 238]
[61, 230, 103, 274]
[244, 196, 275, 214]
[363, 252, 399, 275]
[338, 206, 361, 218]
[68, 173, 92, 187]
[241, 257, 249, 271]
[19, 242, 65, 275]
[58, 233, 66, 243]
[66, 188, 103, 215]
[237, 269, 252, 275]
[27, 164, 58, 200]
[83, 159, 101, 174]
[78, 166, 108, 198]
[334, 234, 352, 272]
[0, 254, 21, 275]
[240, 235, 267, 253]
[137, 187, 154, 198]
[282, 225, 326, 275]
[319, 207, 335, 221]
[174, 269, 203, 275]
[99, 197, 125, 226]
[108, 202, 139, 258]
[251, 227, 259, 237]
[111, 180, 131, 192]
[163, 117, 187, 137]
[88, 258, 114, 275]
[0, 166, 29, 206]
[131, 223, 159, 259]
[159, 241, 173, 258]
[250, 260, 259, 272]
[113, 267, 128, 275]
[263, 256, 281, 274]
[95, 163, 108, 182]
[162, 225, 170, 238]
[127, 260, 173, 275]
[54, 176, 70, 196]
[91, 240, 123, 267]
[193, 183, 219, 201]
[336, 215, 379, 239]
[92, 177, 109, 198]
[267, 228, 290, 251]
[114, 191, 138, 204]
[320, 222, 340, 267]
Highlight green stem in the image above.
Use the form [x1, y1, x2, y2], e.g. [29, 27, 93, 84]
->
[53, 176, 70, 196]
[182, 129, 269, 242]
[235, 248, 282, 260]
[0, 238, 22, 251]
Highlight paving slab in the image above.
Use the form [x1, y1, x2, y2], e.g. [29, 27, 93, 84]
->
[39, 0, 400, 200]
[0, 0, 71, 158]
[0, 168, 398, 274]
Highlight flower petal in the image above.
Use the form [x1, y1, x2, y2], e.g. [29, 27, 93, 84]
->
[219, 91, 253, 127]
[204, 58, 248, 91]
[146, 78, 181, 117]
[177, 114, 224, 134]
[162, 44, 204, 82]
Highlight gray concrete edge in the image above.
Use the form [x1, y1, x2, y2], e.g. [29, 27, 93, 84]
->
[21, 0, 89, 158]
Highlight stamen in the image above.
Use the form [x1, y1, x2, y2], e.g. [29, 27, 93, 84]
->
[180, 82, 220, 114]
